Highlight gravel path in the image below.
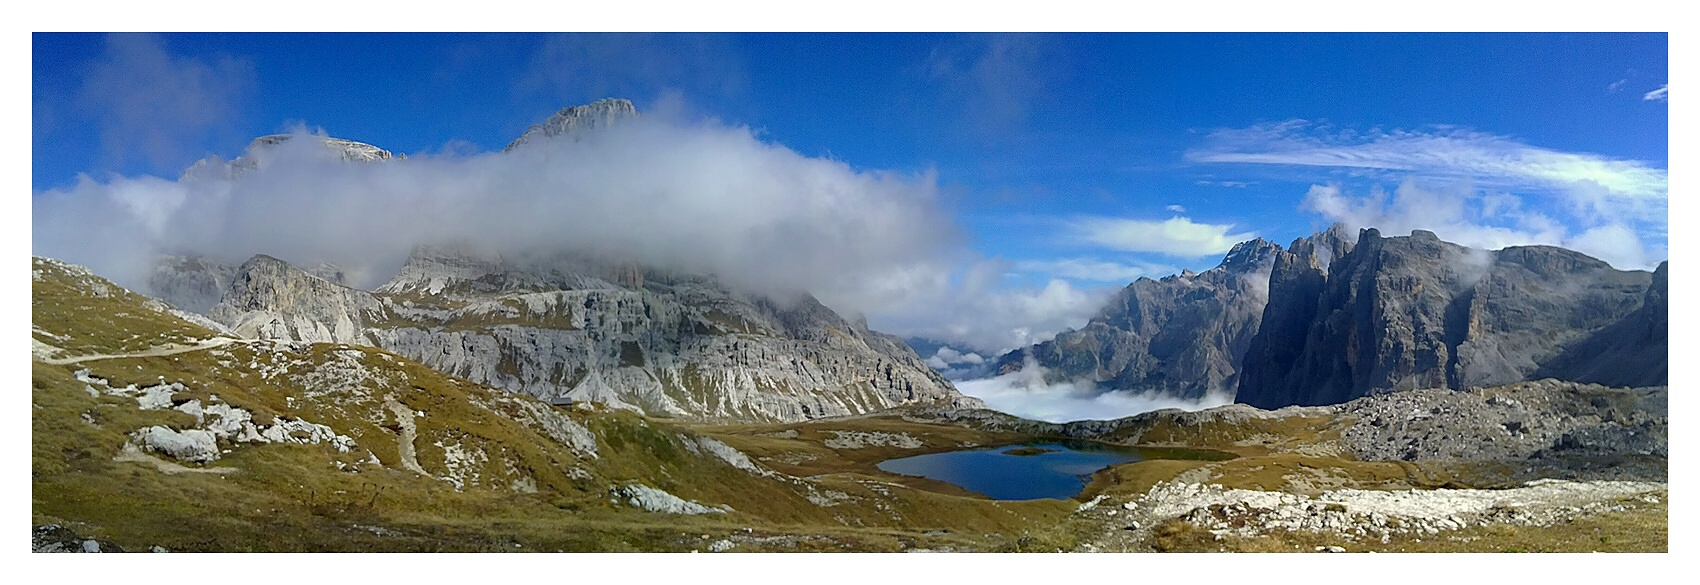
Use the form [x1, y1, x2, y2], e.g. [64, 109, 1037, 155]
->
[42, 337, 240, 365]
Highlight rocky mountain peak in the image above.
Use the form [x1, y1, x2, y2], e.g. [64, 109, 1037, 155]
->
[1238, 228, 1661, 408]
[996, 236, 1288, 398]
[504, 98, 639, 152]
[1218, 237, 1281, 273]
[1284, 223, 1357, 273]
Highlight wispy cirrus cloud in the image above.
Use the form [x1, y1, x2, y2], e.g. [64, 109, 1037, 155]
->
[1185, 120, 1667, 209]
[1643, 84, 1668, 102]
[1064, 216, 1257, 258]
[1186, 120, 1667, 269]
[926, 33, 1050, 137]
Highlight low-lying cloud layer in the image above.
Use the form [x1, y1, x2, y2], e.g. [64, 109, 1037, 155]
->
[953, 357, 1233, 423]
[32, 115, 960, 317]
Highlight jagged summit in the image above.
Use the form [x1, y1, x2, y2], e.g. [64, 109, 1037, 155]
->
[504, 98, 638, 152]
[1218, 237, 1281, 273]
[996, 235, 1282, 399]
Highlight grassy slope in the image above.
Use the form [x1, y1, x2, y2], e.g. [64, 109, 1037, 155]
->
[30, 258, 1076, 552]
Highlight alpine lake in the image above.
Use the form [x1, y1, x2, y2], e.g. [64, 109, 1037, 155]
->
[877, 441, 1234, 501]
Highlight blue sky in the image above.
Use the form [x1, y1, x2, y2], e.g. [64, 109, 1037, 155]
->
[31, 32, 1669, 356]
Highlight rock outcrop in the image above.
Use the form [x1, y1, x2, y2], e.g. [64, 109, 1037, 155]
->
[1530, 260, 1668, 387]
[208, 255, 388, 345]
[1236, 228, 1660, 408]
[150, 255, 238, 314]
[201, 247, 976, 423]
[994, 238, 1283, 399]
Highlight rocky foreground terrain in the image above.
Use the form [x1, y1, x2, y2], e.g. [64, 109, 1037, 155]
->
[898, 376, 1667, 552]
[31, 256, 1666, 552]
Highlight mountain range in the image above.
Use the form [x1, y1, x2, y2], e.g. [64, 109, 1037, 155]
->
[30, 98, 1669, 553]
[996, 223, 1667, 410]
[143, 100, 976, 424]
[122, 97, 1674, 420]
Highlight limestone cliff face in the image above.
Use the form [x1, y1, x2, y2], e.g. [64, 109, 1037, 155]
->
[994, 237, 1283, 399]
[1531, 260, 1668, 387]
[208, 255, 387, 345]
[149, 255, 238, 314]
[1236, 228, 1659, 408]
[204, 248, 975, 423]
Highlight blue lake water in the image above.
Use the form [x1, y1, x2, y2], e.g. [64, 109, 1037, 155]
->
[875, 442, 1144, 501]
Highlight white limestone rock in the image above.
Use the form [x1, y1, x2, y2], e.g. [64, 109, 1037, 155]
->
[135, 426, 219, 463]
[612, 484, 724, 515]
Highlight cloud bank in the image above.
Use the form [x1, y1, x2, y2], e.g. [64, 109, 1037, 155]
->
[954, 357, 1233, 423]
[870, 261, 1114, 356]
[32, 115, 961, 318]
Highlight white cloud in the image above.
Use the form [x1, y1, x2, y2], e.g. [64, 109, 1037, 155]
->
[1165, 204, 1187, 213]
[1193, 181, 1253, 188]
[1064, 216, 1257, 258]
[1608, 79, 1629, 93]
[1567, 223, 1650, 269]
[954, 357, 1232, 423]
[73, 33, 254, 173]
[925, 346, 987, 372]
[32, 115, 961, 319]
[1187, 120, 1668, 216]
[1643, 84, 1668, 102]
[1013, 257, 1174, 283]
[870, 264, 1114, 356]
